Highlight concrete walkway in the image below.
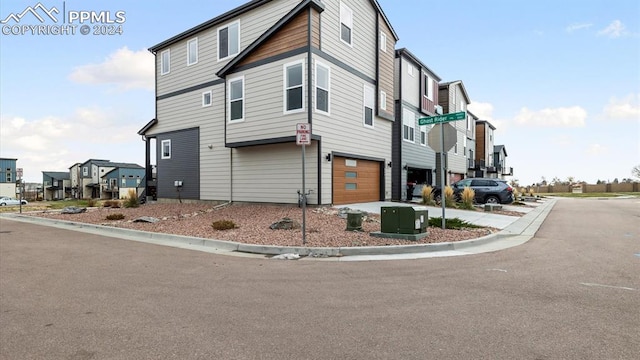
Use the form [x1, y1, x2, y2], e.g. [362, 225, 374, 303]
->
[0, 198, 557, 261]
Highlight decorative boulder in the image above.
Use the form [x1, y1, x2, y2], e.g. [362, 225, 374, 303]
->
[61, 206, 87, 214]
[133, 216, 160, 223]
[269, 217, 301, 230]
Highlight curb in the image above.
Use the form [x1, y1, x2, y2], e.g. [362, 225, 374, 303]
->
[0, 199, 556, 259]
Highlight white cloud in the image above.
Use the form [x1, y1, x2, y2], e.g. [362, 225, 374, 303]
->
[514, 106, 587, 127]
[68, 47, 154, 90]
[468, 101, 506, 131]
[586, 143, 607, 156]
[598, 20, 627, 38]
[603, 93, 640, 120]
[566, 23, 592, 33]
[550, 135, 573, 147]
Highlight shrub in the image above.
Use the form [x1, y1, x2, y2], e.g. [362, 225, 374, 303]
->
[87, 198, 97, 207]
[459, 187, 475, 210]
[421, 185, 435, 206]
[123, 189, 139, 208]
[212, 220, 237, 231]
[103, 200, 121, 208]
[428, 217, 483, 229]
[443, 186, 456, 208]
[106, 213, 125, 220]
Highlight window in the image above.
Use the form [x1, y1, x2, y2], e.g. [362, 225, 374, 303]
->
[402, 108, 415, 142]
[218, 21, 240, 60]
[340, 2, 353, 45]
[187, 38, 198, 65]
[363, 84, 374, 127]
[408, 64, 414, 77]
[161, 139, 171, 159]
[345, 183, 357, 190]
[161, 49, 170, 75]
[420, 127, 426, 146]
[380, 91, 387, 111]
[423, 73, 433, 100]
[6, 172, 11, 182]
[121, 178, 126, 186]
[345, 172, 357, 178]
[461, 101, 466, 113]
[284, 61, 304, 113]
[83, 167, 88, 176]
[228, 76, 244, 122]
[380, 32, 387, 52]
[467, 114, 473, 131]
[315, 62, 330, 114]
[202, 90, 212, 107]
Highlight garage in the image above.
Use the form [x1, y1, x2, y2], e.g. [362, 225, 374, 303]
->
[333, 156, 381, 205]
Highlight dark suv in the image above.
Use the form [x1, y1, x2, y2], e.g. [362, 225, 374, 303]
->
[433, 178, 514, 204]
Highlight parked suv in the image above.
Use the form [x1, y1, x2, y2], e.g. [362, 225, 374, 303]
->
[433, 178, 514, 204]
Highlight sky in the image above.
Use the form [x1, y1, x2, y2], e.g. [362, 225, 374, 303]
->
[1, 0, 639, 185]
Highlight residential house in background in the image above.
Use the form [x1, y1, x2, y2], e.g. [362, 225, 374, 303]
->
[392, 48, 441, 201]
[492, 145, 513, 179]
[102, 165, 145, 199]
[0, 158, 17, 197]
[474, 120, 495, 178]
[139, 0, 398, 205]
[438, 80, 471, 185]
[78, 159, 144, 199]
[42, 171, 71, 200]
[69, 162, 83, 199]
[465, 111, 478, 178]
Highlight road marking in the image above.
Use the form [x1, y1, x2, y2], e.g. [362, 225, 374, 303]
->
[579, 283, 636, 291]
[487, 268, 508, 273]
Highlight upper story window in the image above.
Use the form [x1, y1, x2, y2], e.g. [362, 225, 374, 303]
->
[218, 21, 240, 61]
[82, 167, 88, 176]
[408, 64, 415, 77]
[315, 62, 330, 114]
[420, 127, 427, 146]
[202, 90, 212, 107]
[187, 38, 198, 66]
[228, 76, 244, 122]
[380, 32, 387, 52]
[161, 139, 171, 159]
[284, 61, 304, 113]
[161, 49, 170, 75]
[6, 172, 11, 182]
[363, 84, 374, 128]
[467, 114, 473, 131]
[423, 73, 433, 100]
[402, 108, 415, 142]
[340, 2, 353, 46]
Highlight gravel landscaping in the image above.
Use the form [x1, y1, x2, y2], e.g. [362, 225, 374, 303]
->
[28, 202, 516, 248]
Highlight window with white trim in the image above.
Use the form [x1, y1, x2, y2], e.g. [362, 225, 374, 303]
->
[161, 49, 170, 75]
[340, 2, 353, 46]
[284, 61, 304, 113]
[202, 90, 212, 107]
[408, 63, 414, 77]
[380, 91, 387, 111]
[83, 167, 88, 176]
[187, 38, 198, 65]
[228, 76, 244, 122]
[402, 108, 415, 142]
[423, 73, 433, 100]
[363, 84, 374, 128]
[218, 21, 240, 61]
[461, 100, 466, 113]
[420, 127, 426, 146]
[161, 139, 171, 159]
[315, 62, 330, 114]
[380, 32, 387, 52]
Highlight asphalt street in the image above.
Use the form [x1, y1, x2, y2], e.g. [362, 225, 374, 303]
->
[1, 197, 638, 359]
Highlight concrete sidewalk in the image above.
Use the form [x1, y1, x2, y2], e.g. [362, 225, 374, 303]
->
[0, 198, 557, 261]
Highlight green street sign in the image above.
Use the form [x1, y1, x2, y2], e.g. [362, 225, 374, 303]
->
[418, 111, 466, 126]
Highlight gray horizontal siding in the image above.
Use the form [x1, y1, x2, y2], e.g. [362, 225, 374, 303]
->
[156, 128, 200, 200]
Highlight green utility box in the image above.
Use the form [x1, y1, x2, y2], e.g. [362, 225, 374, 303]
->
[380, 206, 428, 234]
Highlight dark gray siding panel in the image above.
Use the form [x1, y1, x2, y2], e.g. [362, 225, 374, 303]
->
[156, 128, 200, 200]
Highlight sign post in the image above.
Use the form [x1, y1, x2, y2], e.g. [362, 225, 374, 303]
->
[419, 111, 466, 229]
[296, 123, 311, 244]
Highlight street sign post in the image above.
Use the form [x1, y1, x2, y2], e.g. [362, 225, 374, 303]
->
[418, 112, 466, 229]
[17, 168, 23, 214]
[296, 123, 311, 244]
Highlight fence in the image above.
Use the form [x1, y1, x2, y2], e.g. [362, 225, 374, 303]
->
[527, 182, 639, 194]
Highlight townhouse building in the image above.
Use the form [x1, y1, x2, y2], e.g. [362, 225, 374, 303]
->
[0, 158, 18, 197]
[42, 171, 70, 200]
[139, 0, 398, 205]
[392, 48, 441, 201]
[438, 80, 471, 184]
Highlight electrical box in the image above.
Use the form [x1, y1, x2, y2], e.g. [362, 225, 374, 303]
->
[381, 206, 428, 234]
[174, 180, 183, 187]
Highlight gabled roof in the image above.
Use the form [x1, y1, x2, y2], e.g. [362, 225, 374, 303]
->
[149, 0, 399, 53]
[439, 80, 471, 104]
[138, 118, 157, 135]
[218, 0, 325, 77]
[467, 111, 479, 120]
[476, 120, 496, 130]
[395, 48, 441, 81]
[494, 145, 507, 156]
[102, 166, 145, 178]
[42, 171, 70, 180]
[80, 159, 110, 167]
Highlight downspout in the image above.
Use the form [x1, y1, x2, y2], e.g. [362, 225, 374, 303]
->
[307, 7, 315, 204]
